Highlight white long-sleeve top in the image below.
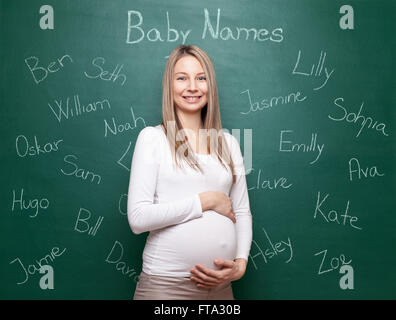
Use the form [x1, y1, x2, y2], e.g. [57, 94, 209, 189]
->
[127, 124, 252, 277]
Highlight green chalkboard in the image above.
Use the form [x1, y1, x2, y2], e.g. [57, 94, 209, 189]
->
[1, 0, 395, 299]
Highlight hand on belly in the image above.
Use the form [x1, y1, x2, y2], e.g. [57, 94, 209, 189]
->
[190, 258, 247, 289]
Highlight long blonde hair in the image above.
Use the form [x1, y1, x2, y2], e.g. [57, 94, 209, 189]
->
[160, 45, 236, 184]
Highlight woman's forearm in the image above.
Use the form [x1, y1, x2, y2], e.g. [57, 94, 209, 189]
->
[128, 194, 203, 234]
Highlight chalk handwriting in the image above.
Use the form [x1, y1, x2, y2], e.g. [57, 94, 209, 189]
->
[84, 57, 127, 86]
[247, 168, 292, 191]
[9, 246, 66, 285]
[292, 50, 334, 91]
[74, 208, 104, 237]
[127, 10, 191, 45]
[329, 97, 389, 138]
[11, 188, 49, 218]
[249, 228, 293, 270]
[117, 141, 133, 171]
[314, 191, 362, 230]
[348, 157, 385, 181]
[104, 106, 146, 137]
[105, 240, 139, 282]
[48, 95, 111, 123]
[118, 194, 128, 216]
[25, 54, 73, 84]
[240, 89, 307, 115]
[60, 154, 102, 184]
[126, 8, 283, 45]
[202, 8, 283, 42]
[279, 130, 324, 164]
[314, 249, 352, 275]
[15, 135, 63, 158]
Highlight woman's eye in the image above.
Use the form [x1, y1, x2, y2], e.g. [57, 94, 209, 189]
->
[176, 76, 206, 81]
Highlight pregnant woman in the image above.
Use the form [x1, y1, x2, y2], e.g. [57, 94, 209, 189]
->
[128, 45, 252, 300]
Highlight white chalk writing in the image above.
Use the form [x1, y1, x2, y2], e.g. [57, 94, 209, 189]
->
[292, 50, 334, 91]
[314, 191, 362, 230]
[48, 95, 111, 123]
[126, 8, 284, 45]
[104, 106, 146, 137]
[9, 246, 66, 285]
[240, 89, 307, 115]
[314, 249, 352, 275]
[84, 57, 127, 86]
[348, 157, 385, 181]
[247, 168, 292, 191]
[60, 154, 101, 184]
[11, 188, 49, 218]
[105, 240, 139, 282]
[249, 228, 293, 270]
[15, 135, 63, 158]
[25, 54, 73, 84]
[202, 8, 283, 42]
[329, 97, 389, 138]
[74, 208, 104, 237]
[279, 130, 324, 164]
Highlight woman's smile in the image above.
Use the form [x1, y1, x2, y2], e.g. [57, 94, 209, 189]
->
[183, 95, 202, 103]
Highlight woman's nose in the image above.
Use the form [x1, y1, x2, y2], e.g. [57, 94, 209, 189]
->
[187, 79, 197, 91]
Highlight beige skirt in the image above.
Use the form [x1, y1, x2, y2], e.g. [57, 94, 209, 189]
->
[133, 271, 234, 300]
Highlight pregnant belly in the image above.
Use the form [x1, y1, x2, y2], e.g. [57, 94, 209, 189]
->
[161, 210, 237, 272]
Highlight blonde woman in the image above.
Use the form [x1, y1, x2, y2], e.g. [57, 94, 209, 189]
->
[128, 45, 252, 300]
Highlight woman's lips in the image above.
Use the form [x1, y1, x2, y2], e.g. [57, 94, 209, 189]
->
[183, 96, 202, 103]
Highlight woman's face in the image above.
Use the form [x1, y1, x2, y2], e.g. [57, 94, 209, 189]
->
[172, 55, 208, 115]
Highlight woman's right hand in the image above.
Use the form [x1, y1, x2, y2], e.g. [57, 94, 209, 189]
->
[199, 191, 236, 223]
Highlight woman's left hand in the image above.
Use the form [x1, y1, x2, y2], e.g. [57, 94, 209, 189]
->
[190, 258, 247, 288]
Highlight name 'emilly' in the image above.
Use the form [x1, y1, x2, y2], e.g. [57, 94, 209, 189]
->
[279, 130, 325, 164]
